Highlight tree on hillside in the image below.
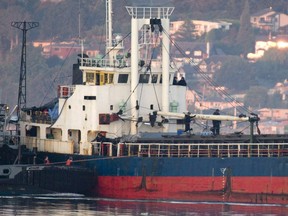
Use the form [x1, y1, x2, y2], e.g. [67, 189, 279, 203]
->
[226, 0, 242, 19]
[260, 48, 288, 65]
[213, 47, 288, 94]
[251, 48, 288, 88]
[207, 24, 242, 55]
[236, 0, 255, 56]
[36, 1, 79, 40]
[266, 93, 284, 109]
[244, 86, 268, 109]
[0, 5, 30, 53]
[214, 56, 255, 91]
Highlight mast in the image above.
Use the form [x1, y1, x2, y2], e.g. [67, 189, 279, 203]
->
[161, 17, 170, 115]
[106, 0, 123, 67]
[106, 0, 113, 64]
[78, 0, 81, 42]
[130, 15, 139, 135]
[78, 0, 84, 65]
[126, 7, 174, 135]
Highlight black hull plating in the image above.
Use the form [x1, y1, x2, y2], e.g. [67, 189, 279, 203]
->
[0, 165, 96, 196]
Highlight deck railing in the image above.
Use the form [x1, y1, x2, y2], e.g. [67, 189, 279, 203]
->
[19, 138, 288, 158]
[79, 58, 128, 68]
[23, 137, 73, 154]
[79, 58, 164, 69]
[118, 142, 288, 158]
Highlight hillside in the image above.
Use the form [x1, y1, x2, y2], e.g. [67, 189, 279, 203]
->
[0, 0, 288, 109]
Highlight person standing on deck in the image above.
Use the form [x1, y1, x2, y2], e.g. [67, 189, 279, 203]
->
[212, 109, 221, 135]
[66, 157, 73, 166]
[178, 77, 187, 86]
[44, 156, 50, 165]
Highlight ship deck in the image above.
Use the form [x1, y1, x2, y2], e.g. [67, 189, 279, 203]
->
[90, 133, 288, 158]
[136, 133, 288, 144]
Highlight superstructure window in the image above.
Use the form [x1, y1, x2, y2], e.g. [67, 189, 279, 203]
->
[118, 74, 129, 83]
[85, 71, 114, 85]
[139, 74, 150, 83]
[100, 73, 114, 84]
[108, 74, 114, 83]
[151, 74, 158, 83]
[84, 96, 96, 100]
[104, 74, 108, 83]
[86, 72, 95, 83]
[159, 74, 171, 84]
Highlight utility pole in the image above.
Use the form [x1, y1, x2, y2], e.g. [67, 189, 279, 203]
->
[11, 21, 39, 117]
[11, 21, 39, 164]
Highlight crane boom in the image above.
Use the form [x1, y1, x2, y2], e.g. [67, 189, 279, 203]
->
[156, 111, 252, 122]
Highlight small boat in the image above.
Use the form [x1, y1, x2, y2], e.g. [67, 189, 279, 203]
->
[2, 0, 287, 204]
[0, 164, 95, 196]
[0, 105, 95, 196]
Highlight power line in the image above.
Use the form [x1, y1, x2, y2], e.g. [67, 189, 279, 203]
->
[161, 27, 252, 115]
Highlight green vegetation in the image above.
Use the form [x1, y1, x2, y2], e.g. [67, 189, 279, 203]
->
[214, 48, 288, 108]
[236, 0, 255, 55]
[0, 0, 287, 109]
[215, 49, 288, 88]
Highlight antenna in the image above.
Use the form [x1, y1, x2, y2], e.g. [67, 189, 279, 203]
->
[78, 0, 81, 41]
[106, 0, 113, 63]
[11, 21, 39, 164]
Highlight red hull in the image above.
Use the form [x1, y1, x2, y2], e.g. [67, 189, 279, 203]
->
[94, 176, 288, 204]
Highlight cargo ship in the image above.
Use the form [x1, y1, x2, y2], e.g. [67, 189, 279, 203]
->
[5, 1, 287, 204]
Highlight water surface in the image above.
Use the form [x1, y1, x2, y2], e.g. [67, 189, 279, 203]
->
[0, 194, 287, 215]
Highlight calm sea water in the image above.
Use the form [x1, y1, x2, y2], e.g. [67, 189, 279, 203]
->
[0, 194, 287, 216]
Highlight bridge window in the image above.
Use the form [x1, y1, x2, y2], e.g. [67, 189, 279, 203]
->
[103, 73, 114, 84]
[139, 74, 150, 83]
[118, 74, 128, 83]
[86, 72, 95, 83]
[109, 74, 114, 83]
[3, 169, 10, 174]
[85, 71, 114, 85]
[151, 74, 158, 83]
[159, 74, 172, 84]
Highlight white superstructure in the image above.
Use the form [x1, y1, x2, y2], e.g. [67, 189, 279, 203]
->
[20, 2, 190, 155]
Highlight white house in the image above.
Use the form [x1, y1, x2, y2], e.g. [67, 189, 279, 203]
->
[251, 8, 288, 33]
[170, 20, 232, 37]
